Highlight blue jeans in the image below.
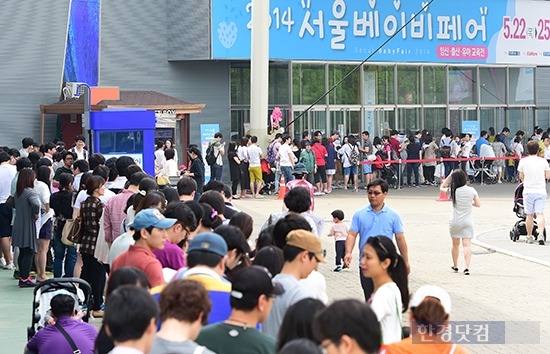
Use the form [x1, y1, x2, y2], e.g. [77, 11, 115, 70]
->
[280, 166, 294, 186]
[443, 161, 455, 178]
[210, 164, 223, 181]
[407, 162, 420, 186]
[53, 221, 78, 278]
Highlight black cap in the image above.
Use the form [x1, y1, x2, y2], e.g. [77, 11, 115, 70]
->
[230, 266, 284, 302]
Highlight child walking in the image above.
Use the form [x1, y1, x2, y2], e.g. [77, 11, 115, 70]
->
[328, 209, 349, 272]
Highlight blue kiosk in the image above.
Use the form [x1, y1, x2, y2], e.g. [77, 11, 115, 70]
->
[90, 109, 156, 176]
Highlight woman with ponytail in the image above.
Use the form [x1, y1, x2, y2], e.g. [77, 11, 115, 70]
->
[361, 235, 409, 344]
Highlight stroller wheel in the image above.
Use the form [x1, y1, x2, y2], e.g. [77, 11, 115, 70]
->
[510, 231, 515, 241]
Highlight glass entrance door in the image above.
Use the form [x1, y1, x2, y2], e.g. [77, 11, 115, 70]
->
[449, 107, 477, 135]
[479, 107, 504, 135]
[364, 108, 395, 137]
[506, 107, 533, 136]
[291, 108, 327, 140]
[330, 109, 361, 137]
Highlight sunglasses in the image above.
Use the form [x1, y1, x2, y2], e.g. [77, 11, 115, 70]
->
[367, 190, 383, 195]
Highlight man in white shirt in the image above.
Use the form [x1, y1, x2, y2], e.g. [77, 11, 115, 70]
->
[19, 137, 34, 158]
[278, 135, 296, 186]
[247, 136, 264, 199]
[518, 140, 550, 245]
[263, 229, 325, 338]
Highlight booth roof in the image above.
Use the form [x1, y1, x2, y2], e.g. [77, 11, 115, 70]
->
[40, 90, 205, 115]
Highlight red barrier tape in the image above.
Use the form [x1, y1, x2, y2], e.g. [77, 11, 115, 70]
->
[358, 155, 525, 165]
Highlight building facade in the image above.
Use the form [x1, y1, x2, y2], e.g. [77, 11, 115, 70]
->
[2, 0, 550, 152]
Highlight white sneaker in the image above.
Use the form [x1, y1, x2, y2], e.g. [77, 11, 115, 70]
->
[497, 180, 502, 184]
[0, 257, 5, 267]
[527, 236, 535, 244]
[3, 263, 14, 270]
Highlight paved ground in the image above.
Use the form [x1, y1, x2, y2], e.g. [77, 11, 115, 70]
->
[1, 182, 549, 353]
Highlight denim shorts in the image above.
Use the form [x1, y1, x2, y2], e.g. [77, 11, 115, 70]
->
[344, 165, 357, 176]
[524, 193, 546, 215]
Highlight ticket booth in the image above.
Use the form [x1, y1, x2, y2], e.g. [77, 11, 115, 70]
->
[90, 108, 156, 175]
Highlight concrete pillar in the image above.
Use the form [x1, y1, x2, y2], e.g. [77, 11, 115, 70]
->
[250, 0, 270, 150]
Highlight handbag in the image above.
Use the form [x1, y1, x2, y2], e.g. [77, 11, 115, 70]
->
[157, 174, 170, 185]
[367, 154, 376, 162]
[5, 195, 14, 208]
[64, 216, 83, 245]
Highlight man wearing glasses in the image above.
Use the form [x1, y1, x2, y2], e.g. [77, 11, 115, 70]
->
[153, 203, 197, 270]
[344, 178, 410, 301]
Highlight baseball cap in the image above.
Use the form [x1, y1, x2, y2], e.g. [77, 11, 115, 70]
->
[230, 266, 284, 302]
[187, 232, 228, 257]
[303, 141, 312, 146]
[332, 130, 341, 136]
[286, 230, 326, 263]
[129, 208, 177, 231]
[292, 163, 307, 175]
[410, 285, 452, 315]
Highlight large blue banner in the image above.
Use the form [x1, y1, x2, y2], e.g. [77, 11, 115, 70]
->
[212, 0, 550, 64]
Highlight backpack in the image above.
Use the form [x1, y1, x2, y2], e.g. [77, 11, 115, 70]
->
[440, 138, 452, 158]
[346, 144, 360, 165]
[205, 143, 218, 166]
[266, 142, 277, 164]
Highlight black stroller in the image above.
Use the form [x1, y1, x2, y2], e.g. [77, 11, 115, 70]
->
[27, 278, 92, 340]
[509, 183, 546, 243]
[260, 159, 276, 195]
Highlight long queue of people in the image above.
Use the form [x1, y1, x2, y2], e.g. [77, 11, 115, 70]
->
[0, 133, 481, 354]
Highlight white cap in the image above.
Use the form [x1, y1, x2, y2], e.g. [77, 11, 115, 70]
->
[410, 285, 452, 315]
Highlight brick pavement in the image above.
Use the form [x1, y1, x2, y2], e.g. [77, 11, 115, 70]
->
[234, 183, 549, 353]
[1, 183, 548, 353]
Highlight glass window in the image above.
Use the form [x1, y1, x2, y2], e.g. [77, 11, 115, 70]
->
[396, 66, 420, 104]
[292, 63, 326, 105]
[231, 66, 250, 105]
[269, 64, 289, 105]
[448, 67, 476, 105]
[98, 131, 143, 154]
[364, 66, 394, 105]
[397, 107, 420, 134]
[537, 109, 549, 132]
[479, 67, 506, 105]
[231, 109, 250, 141]
[423, 108, 446, 138]
[423, 66, 446, 104]
[509, 67, 535, 104]
[347, 110, 361, 136]
[329, 64, 360, 105]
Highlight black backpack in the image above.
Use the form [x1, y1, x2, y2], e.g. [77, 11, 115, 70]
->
[205, 143, 218, 166]
[440, 138, 452, 158]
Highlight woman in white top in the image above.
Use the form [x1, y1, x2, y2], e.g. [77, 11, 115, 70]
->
[361, 235, 409, 345]
[237, 137, 250, 199]
[161, 148, 179, 176]
[164, 139, 178, 166]
[34, 166, 54, 282]
[440, 169, 481, 275]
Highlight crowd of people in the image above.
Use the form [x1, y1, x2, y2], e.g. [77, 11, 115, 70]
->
[3, 124, 549, 354]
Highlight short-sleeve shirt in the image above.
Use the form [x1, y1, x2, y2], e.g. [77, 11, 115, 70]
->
[363, 139, 374, 158]
[149, 336, 215, 354]
[111, 245, 165, 287]
[34, 180, 53, 227]
[247, 145, 263, 167]
[197, 323, 276, 354]
[53, 166, 72, 181]
[370, 282, 403, 345]
[350, 204, 404, 260]
[518, 155, 550, 195]
[311, 143, 328, 166]
[26, 317, 97, 354]
[328, 222, 349, 241]
[263, 273, 310, 338]
[153, 240, 185, 270]
[278, 143, 294, 167]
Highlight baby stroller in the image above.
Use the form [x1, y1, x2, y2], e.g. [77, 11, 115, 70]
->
[509, 183, 546, 242]
[27, 278, 92, 340]
[469, 158, 498, 184]
[260, 159, 276, 195]
[379, 163, 398, 189]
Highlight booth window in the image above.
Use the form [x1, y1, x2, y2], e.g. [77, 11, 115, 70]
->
[98, 131, 143, 154]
